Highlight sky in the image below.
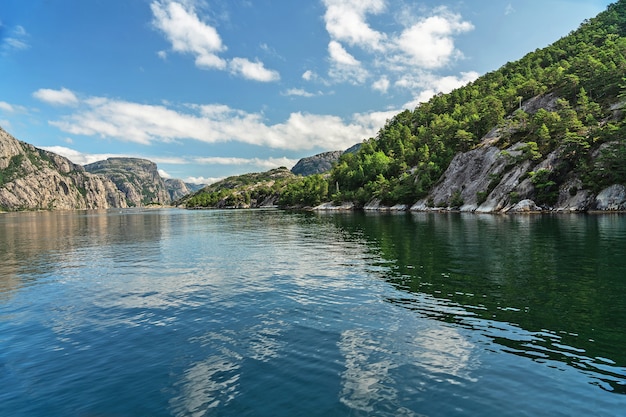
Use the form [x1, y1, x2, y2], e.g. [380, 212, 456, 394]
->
[0, 0, 614, 185]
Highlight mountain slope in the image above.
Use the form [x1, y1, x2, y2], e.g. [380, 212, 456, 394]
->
[84, 158, 170, 207]
[317, 0, 626, 211]
[176, 167, 297, 209]
[291, 151, 343, 176]
[0, 127, 127, 211]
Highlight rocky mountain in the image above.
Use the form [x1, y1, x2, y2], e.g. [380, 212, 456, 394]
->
[308, 1, 626, 213]
[291, 151, 343, 176]
[0, 127, 127, 211]
[84, 158, 171, 207]
[164, 178, 202, 201]
[409, 128, 626, 213]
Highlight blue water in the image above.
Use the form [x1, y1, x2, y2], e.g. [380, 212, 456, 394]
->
[0, 209, 624, 416]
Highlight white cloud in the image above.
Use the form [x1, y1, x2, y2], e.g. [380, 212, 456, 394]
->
[505, 4, 515, 16]
[328, 41, 369, 84]
[39, 146, 121, 166]
[372, 76, 389, 93]
[323, 0, 386, 51]
[229, 57, 280, 82]
[158, 169, 172, 178]
[282, 88, 316, 98]
[0, 101, 27, 114]
[0, 119, 11, 128]
[194, 156, 298, 170]
[151, 1, 279, 82]
[33, 88, 79, 106]
[0, 101, 15, 112]
[185, 176, 219, 185]
[45, 94, 382, 152]
[328, 41, 360, 66]
[302, 70, 316, 81]
[40, 145, 190, 167]
[400, 71, 480, 109]
[1, 25, 30, 53]
[151, 0, 227, 70]
[394, 12, 474, 69]
[320, 2, 476, 97]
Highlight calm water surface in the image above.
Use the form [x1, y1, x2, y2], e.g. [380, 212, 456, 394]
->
[0, 209, 625, 416]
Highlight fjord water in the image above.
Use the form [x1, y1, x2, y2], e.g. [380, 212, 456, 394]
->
[1, 209, 625, 416]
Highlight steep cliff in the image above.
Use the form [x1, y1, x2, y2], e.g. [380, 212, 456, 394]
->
[0, 127, 127, 211]
[84, 158, 171, 207]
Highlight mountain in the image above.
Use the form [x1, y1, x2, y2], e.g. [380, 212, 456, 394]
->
[291, 151, 343, 176]
[176, 167, 297, 209]
[84, 158, 170, 207]
[309, 0, 626, 212]
[0, 128, 199, 211]
[164, 178, 204, 201]
[0, 127, 127, 211]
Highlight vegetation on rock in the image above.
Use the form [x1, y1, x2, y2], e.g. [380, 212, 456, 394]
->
[318, 0, 626, 208]
[179, 167, 299, 209]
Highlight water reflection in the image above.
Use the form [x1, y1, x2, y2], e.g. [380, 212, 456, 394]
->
[0, 209, 166, 300]
[326, 212, 626, 395]
[2, 209, 625, 417]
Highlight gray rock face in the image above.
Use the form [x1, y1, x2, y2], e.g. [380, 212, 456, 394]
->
[165, 178, 192, 201]
[291, 151, 343, 176]
[409, 138, 625, 213]
[84, 158, 170, 207]
[164, 179, 203, 201]
[0, 127, 127, 210]
[594, 185, 626, 210]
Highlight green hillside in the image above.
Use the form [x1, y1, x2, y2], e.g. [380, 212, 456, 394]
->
[280, 0, 626, 208]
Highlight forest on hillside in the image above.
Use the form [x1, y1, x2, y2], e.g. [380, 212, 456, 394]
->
[185, 1, 626, 210]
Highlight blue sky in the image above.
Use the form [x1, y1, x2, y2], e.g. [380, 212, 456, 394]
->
[0, 0, 613, 184]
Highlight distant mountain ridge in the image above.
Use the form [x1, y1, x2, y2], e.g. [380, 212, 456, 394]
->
[0, 127, 127, 210]
[84, 157, 170, 207]
[0, 127, 202, 211]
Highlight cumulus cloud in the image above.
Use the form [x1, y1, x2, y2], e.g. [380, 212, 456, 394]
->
[323, 0, 386, 51]
[33, 88, 79, 106]
[229, 57, 280, 82]
[40, 88, 382, 152]
[321, 1, 475, 96]
[400, 71, 480, 109]
[372, 76, 389, 93]
[151, 0, 227, 70]
[151, 1, 279, 82]
[328, 41, 369, 84]
[393, 11, 474, 69]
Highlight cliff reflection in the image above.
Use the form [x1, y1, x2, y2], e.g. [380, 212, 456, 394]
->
[0, 209, 165, 300]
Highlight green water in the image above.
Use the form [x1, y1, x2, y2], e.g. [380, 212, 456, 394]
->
[0, 209, 624, 416]
[330, 212, 626, 394]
